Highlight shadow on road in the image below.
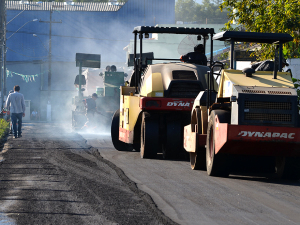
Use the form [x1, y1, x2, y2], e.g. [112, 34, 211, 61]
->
[228, 173, 300, 186]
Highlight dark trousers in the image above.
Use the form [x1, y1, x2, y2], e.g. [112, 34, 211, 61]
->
[11, 113, 23, 137]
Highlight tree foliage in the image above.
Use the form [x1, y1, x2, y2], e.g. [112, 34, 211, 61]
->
[175, 0, 228, 24]
[220, 0, 300, 59]
[175, 0, 197, 22]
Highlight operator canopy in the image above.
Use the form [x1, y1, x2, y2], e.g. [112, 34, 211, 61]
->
[213, 31, 293, 44]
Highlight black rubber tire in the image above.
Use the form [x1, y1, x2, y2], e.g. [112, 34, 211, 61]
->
[274, 156, 285, 179]
[133, 143, 140, 152]
[206, 110, 230, 177]
[275, 157, 300, 180]
[140, 112, 159, 159]
[111, 109, 131, 151]
[283, 157, 300, 180]
[162, 120, 183, 160]
[190, 147, 206, 170]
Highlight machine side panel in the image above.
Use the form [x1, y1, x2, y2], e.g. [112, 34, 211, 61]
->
[215, 123, 300, 156]
[119, 86, 141, 143]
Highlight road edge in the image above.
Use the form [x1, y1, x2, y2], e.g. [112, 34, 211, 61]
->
[90, 147, 180, 225]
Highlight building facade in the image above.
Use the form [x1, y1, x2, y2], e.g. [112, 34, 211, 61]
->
[5, 0, 175, 121]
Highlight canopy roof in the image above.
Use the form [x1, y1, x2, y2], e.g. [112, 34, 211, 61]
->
[213, 31, 293, 44]
[133, 26, 215, 36]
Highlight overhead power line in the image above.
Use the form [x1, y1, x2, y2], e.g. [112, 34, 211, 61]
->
[5, 30, 130, 42]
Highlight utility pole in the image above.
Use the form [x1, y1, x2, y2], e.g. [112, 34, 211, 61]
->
[2, 0, 6, 102]
[39, 8, 61, 121]
[3, 23, 6, 100]
[0, 0, 6, 110]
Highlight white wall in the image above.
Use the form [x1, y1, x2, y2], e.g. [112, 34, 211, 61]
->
[236, 61, 252, 70]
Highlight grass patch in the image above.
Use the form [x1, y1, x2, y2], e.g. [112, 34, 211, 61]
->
[0, 119, 10, 139]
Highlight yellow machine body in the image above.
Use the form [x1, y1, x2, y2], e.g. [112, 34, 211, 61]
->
[218, 69, 294, 98]
[119, 63, 210, 144]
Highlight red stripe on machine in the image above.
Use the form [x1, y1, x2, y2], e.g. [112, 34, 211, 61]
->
[119, 127, 133, 144]
[140, 97, 194, 111]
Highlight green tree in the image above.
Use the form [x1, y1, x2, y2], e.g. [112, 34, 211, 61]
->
[220, 0, 300, 59]
[194, 0, 228, 24]
[175, 0, 197, 22]
[175, 0, 228, 24]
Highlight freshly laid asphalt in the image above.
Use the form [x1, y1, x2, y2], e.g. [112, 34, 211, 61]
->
[0, 122, 177, 225]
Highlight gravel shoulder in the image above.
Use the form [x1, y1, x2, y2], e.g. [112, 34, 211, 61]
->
[0, 122, 177, 225]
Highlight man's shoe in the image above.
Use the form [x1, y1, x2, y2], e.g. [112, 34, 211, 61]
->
[18, 135, 22, 138]
[13, 136, 18, 139]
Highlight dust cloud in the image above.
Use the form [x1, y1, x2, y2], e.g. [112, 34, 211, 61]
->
[47, 18, 132, 136]
[10, 1, 178, 136]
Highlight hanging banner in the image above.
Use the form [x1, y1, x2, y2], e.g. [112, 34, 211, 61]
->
[6, 69, 46, 83]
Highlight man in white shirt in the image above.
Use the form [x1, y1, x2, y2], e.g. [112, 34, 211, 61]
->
[6, 85, 26, 138]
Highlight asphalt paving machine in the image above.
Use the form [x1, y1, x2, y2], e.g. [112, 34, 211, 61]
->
[96, 70, 125, 124]
[111, 26, 222, 159]
[184, 31, 300, 179]
[72, 53, 125, 130]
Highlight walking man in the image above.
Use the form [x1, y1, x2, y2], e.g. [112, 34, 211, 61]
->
[6, 85, 26, 138]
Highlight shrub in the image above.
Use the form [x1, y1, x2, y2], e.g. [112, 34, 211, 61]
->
[0, 119, 10, 139]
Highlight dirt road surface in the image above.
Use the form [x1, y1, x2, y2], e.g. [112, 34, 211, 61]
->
[0, 122, 176, 225]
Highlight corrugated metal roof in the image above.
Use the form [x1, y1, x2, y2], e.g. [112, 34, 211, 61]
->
[6, 1, 125, 12]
